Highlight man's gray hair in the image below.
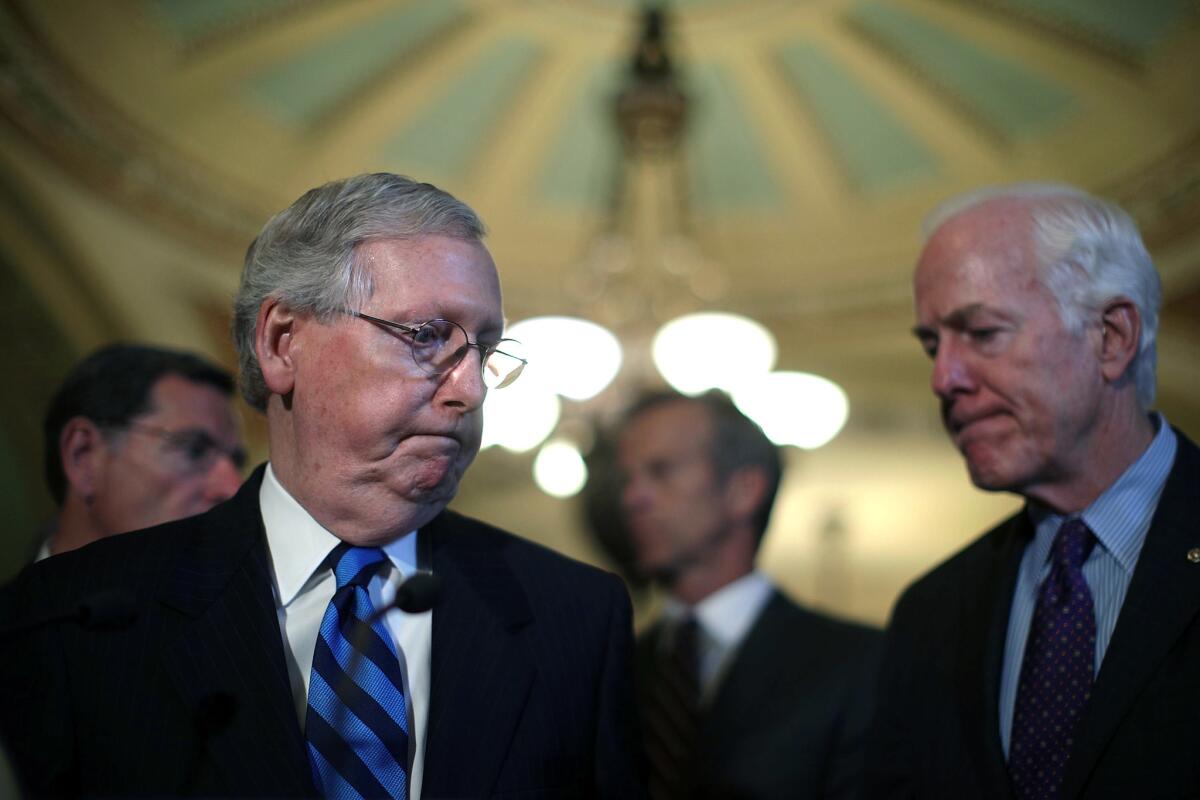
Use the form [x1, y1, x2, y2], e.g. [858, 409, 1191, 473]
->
[232, 173, 486, 410]
[924, 183, 1162, 409]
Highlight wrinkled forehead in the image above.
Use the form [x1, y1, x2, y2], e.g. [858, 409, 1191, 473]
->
[619, 401, 714, 462]
[143, 375, 240, 439]
[915, 197, 1041, 291]
[358, 236, 503, 321]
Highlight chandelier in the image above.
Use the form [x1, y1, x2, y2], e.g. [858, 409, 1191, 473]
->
[481, 4, 848, 497]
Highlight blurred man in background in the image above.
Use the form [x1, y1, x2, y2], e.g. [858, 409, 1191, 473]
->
[868, 184, 1200, 798]
[39, 342, 244, 558]
[618, 390, 880, 800]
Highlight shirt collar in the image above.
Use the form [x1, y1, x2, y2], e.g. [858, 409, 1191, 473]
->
[663, 570, 773, 650]
[1027, 413, 1177, 573]
[259, 463, 418, 607]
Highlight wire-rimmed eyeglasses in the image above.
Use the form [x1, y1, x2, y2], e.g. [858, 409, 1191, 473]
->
[352, 311, 527, 389]
[113, 422, 247, 474]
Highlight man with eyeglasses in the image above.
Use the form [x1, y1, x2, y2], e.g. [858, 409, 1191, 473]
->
[37, 342, 245, 559]
[0, 173, 642, 799]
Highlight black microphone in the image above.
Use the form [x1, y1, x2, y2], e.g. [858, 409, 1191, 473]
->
[75, 588, 138, 630]
[179, 691, 237, 795]
[370, 571, 442, 619]
[0, 588, 137, 640]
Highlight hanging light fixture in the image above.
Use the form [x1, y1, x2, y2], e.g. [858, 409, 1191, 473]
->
[533, 439, 589, 498]
[651, 311, 777, 396]
[506, 316, 623, 401]
[480, 380, 561, 453]
[732, 371, 849, 449]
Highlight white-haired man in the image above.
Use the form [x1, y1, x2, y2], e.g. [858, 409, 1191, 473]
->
[866, 184, 1200, 798]
[0, 174, 643, 799]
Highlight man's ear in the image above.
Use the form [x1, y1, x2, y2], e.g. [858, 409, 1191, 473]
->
[59, 417, 108, 501]
[724, 466, 769, 525]
[1097, 298, 1141, 385]
[255, 297, 301, 397]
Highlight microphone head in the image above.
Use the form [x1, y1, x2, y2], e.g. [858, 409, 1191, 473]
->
[393, 571, 442, 613]
[193, 692, 237, 737]
[77, 588, 138, 630]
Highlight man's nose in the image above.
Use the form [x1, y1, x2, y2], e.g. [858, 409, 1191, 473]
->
[620, 473, 651, 516]
[439, 347, 488, 412]
[931, 339, 975, 399]
[204, 454, 244, 503]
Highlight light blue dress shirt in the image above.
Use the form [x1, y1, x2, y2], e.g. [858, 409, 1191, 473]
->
[998, 415, 1177, 757]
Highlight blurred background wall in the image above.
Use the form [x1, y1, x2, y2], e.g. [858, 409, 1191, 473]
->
[1, 0, 1198, 626]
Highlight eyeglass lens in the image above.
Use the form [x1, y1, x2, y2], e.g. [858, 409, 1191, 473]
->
[409, 320, 525, 388]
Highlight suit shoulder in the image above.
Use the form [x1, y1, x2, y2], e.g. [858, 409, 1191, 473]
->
[891, 512, 1023, 621]
[14, 514, 201, 587]
[769, 592, 882, 654]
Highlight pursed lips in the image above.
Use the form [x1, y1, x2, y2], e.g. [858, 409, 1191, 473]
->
[944, 405, 1010, 440]
[398, 432, 466, 462]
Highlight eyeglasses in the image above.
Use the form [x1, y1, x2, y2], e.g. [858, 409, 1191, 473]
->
[121, 422, 247, 474]
[352, 311, 527, 389]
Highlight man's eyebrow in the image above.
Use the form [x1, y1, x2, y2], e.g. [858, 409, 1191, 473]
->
[913, 303, 991, 338]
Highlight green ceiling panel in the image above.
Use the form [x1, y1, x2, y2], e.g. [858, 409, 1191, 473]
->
[538, 63, 622, 208]
[381, 38, 544, 178]
[777, 41, 937, 191]
[149, 0, 300, 43]
[247, 1, 469, 127]
[850, 2, 1075, 140]
[975, 0, 1192, 58]
[687, 62, 781, 210]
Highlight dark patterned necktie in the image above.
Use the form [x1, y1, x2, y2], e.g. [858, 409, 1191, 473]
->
[1009, 518, 1096, 800]
[306, 544, 410, 799]
[645, 615, 702, 800]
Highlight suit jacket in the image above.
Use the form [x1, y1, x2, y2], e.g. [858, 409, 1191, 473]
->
[0, 467, 644, 799]
[864, 430, 1200, 799]
[636, 590, 882, 800]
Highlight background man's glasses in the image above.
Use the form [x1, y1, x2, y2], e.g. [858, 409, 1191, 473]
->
[118, 422, 247, 474]
[352, 311, 527, 389]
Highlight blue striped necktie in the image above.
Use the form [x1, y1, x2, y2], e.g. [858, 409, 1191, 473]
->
[306, 544, 410, 799]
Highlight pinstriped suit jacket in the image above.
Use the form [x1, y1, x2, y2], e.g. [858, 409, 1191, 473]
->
[0, 467, 644, 799]
[864, 429, 1200, 799]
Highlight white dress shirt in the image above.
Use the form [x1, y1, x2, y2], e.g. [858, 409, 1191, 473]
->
[259, 464, 432, 799]
[661, 570, 774, 703]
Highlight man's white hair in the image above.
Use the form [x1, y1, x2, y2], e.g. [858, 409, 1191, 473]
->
[923, 182, 1162, 409]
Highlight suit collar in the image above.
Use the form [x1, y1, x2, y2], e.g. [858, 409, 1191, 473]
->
[954, 514, 1029, 800]
[157, 465, 317, 797]
[1063, 430, 1200, 797]
[702, 590, 792, 730]
[422, 511, 536, 797]
[157, 464, 269, 618]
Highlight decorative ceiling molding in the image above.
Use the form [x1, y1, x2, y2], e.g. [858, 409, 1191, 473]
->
[0, 2, 263, 255]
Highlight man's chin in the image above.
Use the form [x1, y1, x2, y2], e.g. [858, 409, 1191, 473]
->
[964, 458, 1017, 493]
[635, 557, 683, 587]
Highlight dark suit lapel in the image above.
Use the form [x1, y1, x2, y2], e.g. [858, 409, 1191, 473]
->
[157, 468, 315, 798]
[1063, 433, 1200, 797]
[955, 515, 1029, 800]
[704, 592, 794, 735]
[422, 512, 536, 798]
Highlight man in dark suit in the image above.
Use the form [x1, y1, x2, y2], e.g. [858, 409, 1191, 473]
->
[0, 173, 642, 799]
[867, 184, 1200, 798]
[617, 391, 880, 800]
[36, 343, 245, 559]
